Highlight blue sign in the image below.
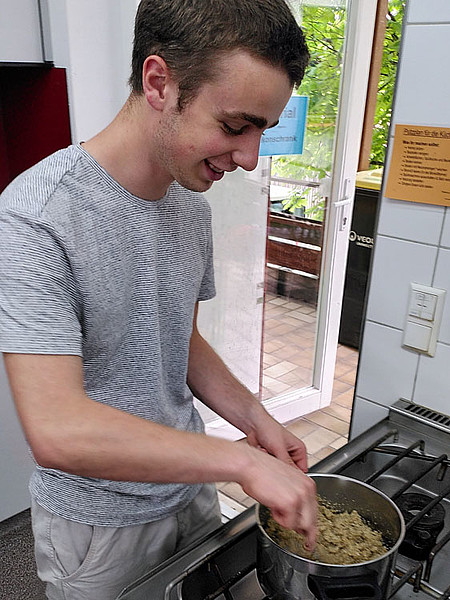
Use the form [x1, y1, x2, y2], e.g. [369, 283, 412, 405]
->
[259, 95, 308, 157]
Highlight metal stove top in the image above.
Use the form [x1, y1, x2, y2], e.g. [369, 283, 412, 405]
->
[117, 400, 450, 600]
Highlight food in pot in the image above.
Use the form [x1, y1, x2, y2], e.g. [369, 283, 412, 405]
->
[264, 497, 387, 564]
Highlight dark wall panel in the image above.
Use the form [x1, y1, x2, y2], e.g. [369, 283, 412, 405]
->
[0, 66, 72, 192]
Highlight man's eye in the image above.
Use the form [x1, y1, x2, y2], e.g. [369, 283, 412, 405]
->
[222, 123, 245, 136]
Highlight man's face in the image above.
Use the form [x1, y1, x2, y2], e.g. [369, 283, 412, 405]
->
[155, 51, 293, 193]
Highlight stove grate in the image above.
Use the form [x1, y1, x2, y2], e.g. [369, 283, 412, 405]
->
[335, 429, 399, 474]
[333, 425, 449, 599]
[424, 529, 450, 583]
[390, 562, 423, 597]
[391, 456, 449, 501]
[365, 440, 425, 484]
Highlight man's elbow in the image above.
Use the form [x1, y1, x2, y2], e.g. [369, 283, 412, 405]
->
[27, 428, 75, 472]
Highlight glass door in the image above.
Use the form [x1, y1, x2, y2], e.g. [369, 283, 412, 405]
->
[264, 0, 348, 403]
[198, 0, 378, 438]
[263, 0, 379, 424]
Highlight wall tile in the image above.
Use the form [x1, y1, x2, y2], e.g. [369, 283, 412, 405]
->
[441, 208, 450, 248]
[356, 321, 418, 407]
[391, 25, 450, 128]
[432, 248, 450, 345]
[377, 195, 445, 245]
[349, 396, 389, 439]
[414, 343, 450, 415]
[366, 236, 438, 329]
[407, 0, 450, 23]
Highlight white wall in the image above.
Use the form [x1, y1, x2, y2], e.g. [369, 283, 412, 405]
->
[46, 0, 138, 141]
[351, 0, 450, 436]
[0, 358, 35, 521]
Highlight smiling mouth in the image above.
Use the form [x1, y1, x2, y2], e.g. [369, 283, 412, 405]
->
[205, 160, 225, 175]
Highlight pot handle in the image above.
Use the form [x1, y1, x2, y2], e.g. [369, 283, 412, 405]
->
[307, 572, 383, 600]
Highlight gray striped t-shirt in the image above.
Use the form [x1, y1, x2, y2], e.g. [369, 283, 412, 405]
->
[0, 144, 216, 526]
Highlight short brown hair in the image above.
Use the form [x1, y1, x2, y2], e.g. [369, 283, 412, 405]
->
[129, 0, 309, 109]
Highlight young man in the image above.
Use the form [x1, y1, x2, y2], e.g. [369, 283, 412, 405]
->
[0, 1, 315, 598]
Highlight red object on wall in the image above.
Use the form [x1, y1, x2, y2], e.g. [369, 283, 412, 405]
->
[0, 66, 72, 193]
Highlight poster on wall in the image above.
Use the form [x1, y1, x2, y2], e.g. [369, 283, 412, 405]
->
[385, 124, 450, 206]
[259, 95, 308, 157]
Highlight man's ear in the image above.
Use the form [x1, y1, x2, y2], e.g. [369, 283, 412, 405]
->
[142, 55, 176, 111]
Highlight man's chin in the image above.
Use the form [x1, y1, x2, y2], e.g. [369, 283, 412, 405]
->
[176, 178, 214, 193]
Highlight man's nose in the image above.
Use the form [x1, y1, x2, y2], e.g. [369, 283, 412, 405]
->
[231, 134, 262, 172]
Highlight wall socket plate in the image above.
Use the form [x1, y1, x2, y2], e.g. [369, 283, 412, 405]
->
[403, 283, 446, 356]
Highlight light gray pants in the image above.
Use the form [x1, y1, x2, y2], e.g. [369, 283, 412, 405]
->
[31, 484, 221, 600]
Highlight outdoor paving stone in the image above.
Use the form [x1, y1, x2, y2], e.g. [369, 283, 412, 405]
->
[332, 380, 353, 397]
[263, 354, 282, 368]
[333, 388, 355, 408]
[330, 436, 348, 450]
[322, 403, 352, 423]
[305, 411, 350, 437]
[264, 360, 298, 378]
[285, 419, 316, 438]
[301, 427, 341, 455]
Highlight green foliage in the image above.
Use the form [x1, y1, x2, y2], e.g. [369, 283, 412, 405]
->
[273, 1, 405, 220]
[273, 4, 347, 221]
[273, 4, 346, 185]
[371, 0, 405, 166]
[281, 187, 325, 220]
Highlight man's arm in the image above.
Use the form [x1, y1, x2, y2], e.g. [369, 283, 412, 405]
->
[4, 348, 316, 546]
[188, 304, 309, 472]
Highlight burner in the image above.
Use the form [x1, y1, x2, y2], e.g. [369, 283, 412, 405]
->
[396, 493, 445, 560]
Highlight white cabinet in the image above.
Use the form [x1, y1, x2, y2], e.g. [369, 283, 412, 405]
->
[0, 0, 44, 63]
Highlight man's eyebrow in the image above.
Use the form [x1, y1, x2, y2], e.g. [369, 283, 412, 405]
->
[223, 112, 279, 130]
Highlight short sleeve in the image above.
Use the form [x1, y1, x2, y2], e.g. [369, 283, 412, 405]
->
[197, 223, 216, 302]
[0, 211, 83, 355]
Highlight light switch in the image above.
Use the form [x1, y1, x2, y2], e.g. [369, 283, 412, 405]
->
[420, 295, 437, 321]
[409, 290, 437, 321]
[403, 322, 432, 352]
[403, 283, 446, 356]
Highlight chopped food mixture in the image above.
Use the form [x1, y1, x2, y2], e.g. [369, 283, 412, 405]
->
[264, 498, 387, 565]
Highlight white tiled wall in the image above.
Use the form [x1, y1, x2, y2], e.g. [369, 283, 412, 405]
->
[390, 24, 450, 129]
[415, 343, 450, 415]
[377, 198, 445, 245]
[350, 397, 389, 438]
[365, 236, 437, 329]
[433, 249, 450, 345]
[407, 0, 450, 23]
[441, 211, 450, 248]
[357, 322, 418, 406]
[352, 1, 450, 435]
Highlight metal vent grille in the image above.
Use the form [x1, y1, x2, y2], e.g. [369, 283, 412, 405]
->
[401, 400, 450, 431]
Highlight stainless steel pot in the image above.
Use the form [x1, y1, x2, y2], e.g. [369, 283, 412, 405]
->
[256, 474, 405, 600]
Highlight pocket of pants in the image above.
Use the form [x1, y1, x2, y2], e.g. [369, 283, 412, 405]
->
[49, 515, 101, 582]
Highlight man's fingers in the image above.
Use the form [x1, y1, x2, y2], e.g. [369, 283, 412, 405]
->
[269, 475, 317, 550]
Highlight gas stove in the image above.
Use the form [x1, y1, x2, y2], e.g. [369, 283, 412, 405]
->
[117, 400, 450, 600]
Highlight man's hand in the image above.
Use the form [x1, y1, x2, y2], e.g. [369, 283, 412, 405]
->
[239, 445, 317, 549]
[243, 411, 317, 548]
[246, 414, 308, 473]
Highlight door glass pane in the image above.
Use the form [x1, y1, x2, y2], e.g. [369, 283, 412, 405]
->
[262, 0, 347, 401]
